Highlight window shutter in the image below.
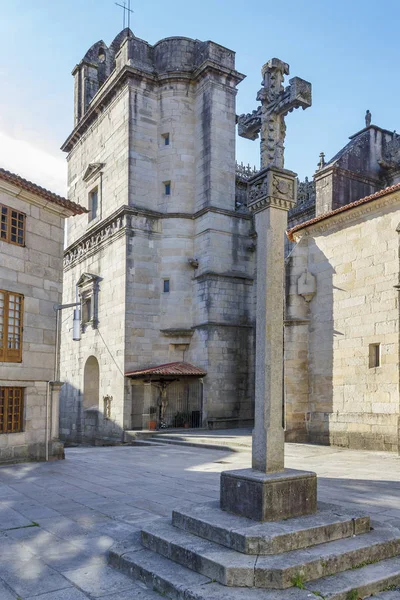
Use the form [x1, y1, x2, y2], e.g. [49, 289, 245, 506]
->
[0, 291, 23, 363]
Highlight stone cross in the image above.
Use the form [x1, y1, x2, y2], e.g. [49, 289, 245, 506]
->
[250, 59, 312, 473]
[221, 59, 316, 520]
[238, 58, 311, 170]
[221, 59, 316, 521]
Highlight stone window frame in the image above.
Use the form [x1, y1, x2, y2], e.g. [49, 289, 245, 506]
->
[163, 181, 171, 196]
[0, 387, 24, 434]
[369, 343, 381, 368]
[161, 133, 170, 146]
[88, 187, 99, 223]
[0, 290, 24, 363]
[0, 204, 26, 247]
[77, 273, 100, 332]
[82, 162, 104, 229]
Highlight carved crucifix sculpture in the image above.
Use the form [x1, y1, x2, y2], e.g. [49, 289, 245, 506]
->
[237, 58, 312, 169]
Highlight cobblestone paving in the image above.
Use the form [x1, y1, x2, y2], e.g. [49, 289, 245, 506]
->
[0, 441, 399, 598]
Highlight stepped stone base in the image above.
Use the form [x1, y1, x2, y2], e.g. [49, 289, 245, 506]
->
[172, 500, 370, 554]
[220, 468, 317, 521]
[109, 499, 400, 598]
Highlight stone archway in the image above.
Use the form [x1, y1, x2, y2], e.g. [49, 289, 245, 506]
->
[83, 356, 100, 410]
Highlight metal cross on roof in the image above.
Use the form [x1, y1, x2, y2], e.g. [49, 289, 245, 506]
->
[115, 0, 134, 29]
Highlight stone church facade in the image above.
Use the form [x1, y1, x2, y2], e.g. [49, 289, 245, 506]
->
[59, 26, 400, 452]
[59, 29, 256, 443]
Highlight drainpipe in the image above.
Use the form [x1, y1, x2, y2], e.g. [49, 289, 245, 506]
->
[45, 381, 50, 461]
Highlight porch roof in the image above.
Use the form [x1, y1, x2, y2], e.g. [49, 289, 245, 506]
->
[125, 362, 207, 378]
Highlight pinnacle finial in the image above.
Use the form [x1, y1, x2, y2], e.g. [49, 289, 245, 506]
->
[317, 152, 325, 170]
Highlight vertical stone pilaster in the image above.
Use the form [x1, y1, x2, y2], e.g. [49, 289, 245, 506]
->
[50, 382, 64, 441]
[142, 382, 152, 430]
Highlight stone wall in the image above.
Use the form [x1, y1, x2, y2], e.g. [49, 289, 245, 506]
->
[285, 192, 400, 451]
[60, 232, 127, 444]
[66, 87, 130, 246]
[0, 187, 67, 462]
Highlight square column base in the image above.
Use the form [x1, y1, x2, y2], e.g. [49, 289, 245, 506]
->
[220, 468, 317, 522]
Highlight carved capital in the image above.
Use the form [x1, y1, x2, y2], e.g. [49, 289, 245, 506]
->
[247, 167, 297, 213]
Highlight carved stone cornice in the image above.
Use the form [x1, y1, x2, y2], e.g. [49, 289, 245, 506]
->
[195, 271, 253, 283]
[284, 318, 310, 326]
[64, 201, 253, 271]
[315, 164, 381, 187]
[160, 329, 194, 338]
[64, 210, 128, 270]
[247, 166, 297, 214]
[62, 62, 244, 153]
[291, 192, 400, 242]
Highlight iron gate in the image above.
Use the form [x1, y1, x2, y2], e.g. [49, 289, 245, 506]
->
[151, 379, 203, 429]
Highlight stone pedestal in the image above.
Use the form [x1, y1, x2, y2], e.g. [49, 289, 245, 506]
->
[220, 468, 317, 522]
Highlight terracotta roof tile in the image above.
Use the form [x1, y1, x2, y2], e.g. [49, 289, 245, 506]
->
[0, 168, 87, 215]
[287, 182, 400, 241]
[125, 362, 207, 378]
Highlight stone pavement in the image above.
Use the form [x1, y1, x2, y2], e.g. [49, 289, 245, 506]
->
[0, 442, 400, 598]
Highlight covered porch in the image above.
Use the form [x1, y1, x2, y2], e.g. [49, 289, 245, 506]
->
[126, 362, 207, 430]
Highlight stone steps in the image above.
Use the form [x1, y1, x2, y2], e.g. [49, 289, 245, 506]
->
[138, 436, 243, 452]
[124, 430, 251, 452]
[140, 518, 400, 589]
[172, 500, 370, 554]
[109, 537, 400, 600]
[304, 557, 400, 599]
[370, 592, 400, 600]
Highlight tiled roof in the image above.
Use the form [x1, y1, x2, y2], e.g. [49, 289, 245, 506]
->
[0, 168, 87, 215]
[125, 362, 207, 378]
[287, 182, 400, 241]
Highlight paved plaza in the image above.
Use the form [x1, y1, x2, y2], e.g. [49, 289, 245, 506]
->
[0, 441, 400, 598]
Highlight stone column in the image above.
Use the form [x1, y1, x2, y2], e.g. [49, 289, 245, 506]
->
[251, 197, 287, 473]
[220, 166, 317, 521]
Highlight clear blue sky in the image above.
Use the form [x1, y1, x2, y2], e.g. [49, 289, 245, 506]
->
[1, 0, 399, 195]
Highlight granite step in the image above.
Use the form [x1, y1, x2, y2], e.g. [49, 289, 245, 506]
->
[110, 542, 211, 600]
[369, 593, 400, 600]
[304, 556, 400, 600]
[172, 500, 370, 554]
[141, 518, 400, 589]
[139, 436, 242, 452]
[109, 538, 400, 600]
